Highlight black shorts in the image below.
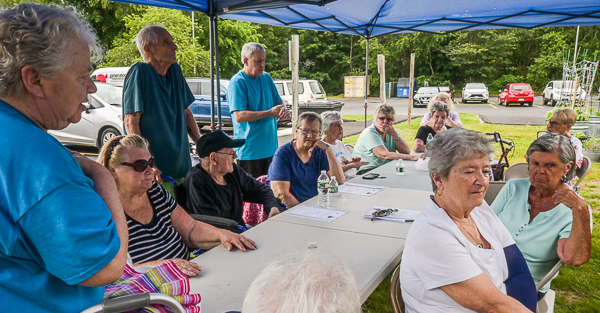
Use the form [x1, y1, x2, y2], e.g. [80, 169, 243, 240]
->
[237, 157, 273, 178]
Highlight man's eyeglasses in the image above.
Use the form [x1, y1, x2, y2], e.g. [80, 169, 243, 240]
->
[546, 120, 565, 127]
[378, 116, 394, 122]
[121, 157, 154, 172]
[297, 127, 321, 137]
[215, 151, 237, 157]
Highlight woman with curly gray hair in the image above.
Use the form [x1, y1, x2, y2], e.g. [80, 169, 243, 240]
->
[320, 111, 368, 179]
[491, 134, 592, 301]
[401, 128, 536, 312]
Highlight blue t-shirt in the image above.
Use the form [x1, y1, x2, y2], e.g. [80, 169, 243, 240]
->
[267, 141, 330, 203]
[0, 100, 120, 312]
[123, 62, 195, 179]
[227, 70, 283, 160]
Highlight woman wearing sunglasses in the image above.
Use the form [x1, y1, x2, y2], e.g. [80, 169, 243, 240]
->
[413, 101, 451, 153]
[352, 103, 419, 174]
[99, 135, 257, 277]
[545, 108, 583, 169]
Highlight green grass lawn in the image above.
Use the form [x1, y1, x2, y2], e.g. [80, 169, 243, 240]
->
[353, 113, 600, 313]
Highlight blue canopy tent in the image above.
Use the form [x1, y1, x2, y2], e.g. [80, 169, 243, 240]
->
[107, 0, 600, 127]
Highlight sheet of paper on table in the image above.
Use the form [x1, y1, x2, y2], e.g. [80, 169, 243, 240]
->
[338, 183, 384, 196]
[285, 205, 349, 222]
[364, 206, 421, 222]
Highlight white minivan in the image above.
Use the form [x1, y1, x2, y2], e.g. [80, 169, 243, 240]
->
[273, 79, 327, 104]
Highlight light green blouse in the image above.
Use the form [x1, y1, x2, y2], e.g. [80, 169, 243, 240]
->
[352, 124, 398, 172]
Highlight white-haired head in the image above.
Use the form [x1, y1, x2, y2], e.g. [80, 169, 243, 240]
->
[241, 42, 265, 63]
[242, 249, 362, 313]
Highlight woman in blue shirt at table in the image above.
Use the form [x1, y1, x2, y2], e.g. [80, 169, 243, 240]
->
[491, 134, 592, 300]
[268, 112, 345, 208]
[401, 128, 536, 312]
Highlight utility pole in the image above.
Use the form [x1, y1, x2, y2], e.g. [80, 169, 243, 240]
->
[290, 35, 299, 139]
[408, 53, 415, 127]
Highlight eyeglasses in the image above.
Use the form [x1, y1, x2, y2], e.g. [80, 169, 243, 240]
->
[121, 157, 154, 172]
[215, 151, 237, 157]
[297, 127, 321, 137]
[378, 116, 394, 122]
[546, 120, 565, 127]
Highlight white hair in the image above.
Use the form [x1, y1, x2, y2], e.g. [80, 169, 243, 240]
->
[135, 25, 165, 60]
[241, 42, 265, 63]
[242, 249, 362, 313]
[321, 111, 343, 132]
[0, 3, 101, 97]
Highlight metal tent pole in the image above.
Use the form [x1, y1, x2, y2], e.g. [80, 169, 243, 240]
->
[208, 15, 215, 129]
[214, 17, 222, 130]
[364, 38, 369, 128]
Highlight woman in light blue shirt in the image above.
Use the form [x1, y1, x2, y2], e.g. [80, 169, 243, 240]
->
[491, 134, 592, 300]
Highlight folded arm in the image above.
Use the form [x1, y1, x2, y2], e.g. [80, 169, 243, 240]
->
[372, 145, 419, 161]
[271, 180, 300, 208]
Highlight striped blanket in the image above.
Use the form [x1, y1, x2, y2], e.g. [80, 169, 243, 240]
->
[104, 260, 201, 313]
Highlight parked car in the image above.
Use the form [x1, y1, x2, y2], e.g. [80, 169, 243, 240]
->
[498, 83, 534, 106]
[542, 80, 587, 106]
[91, 67, 130, 86]
[186, 77, 232, 128]
[274, 79, 327, 104]
[461, 83, 489, 103]
[438, 86, 454, 101]
[48, 82, 124, 148]
[413, 86, 439, 107]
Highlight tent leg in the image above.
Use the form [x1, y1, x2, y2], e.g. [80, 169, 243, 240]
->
[214, 17, 222, 130]
[364, 38, 369, 129]
[209, 15, 215, 130]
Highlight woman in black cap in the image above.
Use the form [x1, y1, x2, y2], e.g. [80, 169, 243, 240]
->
[183, 131, 282, 227]
[98, 134, 257, 277]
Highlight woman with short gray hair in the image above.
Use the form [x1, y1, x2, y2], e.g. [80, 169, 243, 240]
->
[321, 111, 368, 179]
[352, 103, 418, 174]
[491, 134, 592, 300]
[401, 128, 537, 312]
[414, 101, 451, 152]
[546, 108, 583, 168]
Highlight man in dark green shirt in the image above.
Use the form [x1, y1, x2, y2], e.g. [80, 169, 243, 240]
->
[123, 25, 201, 195]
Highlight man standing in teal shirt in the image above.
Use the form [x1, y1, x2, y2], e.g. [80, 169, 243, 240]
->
[123, 25, 201, 194]
[228, 42, 291, 178]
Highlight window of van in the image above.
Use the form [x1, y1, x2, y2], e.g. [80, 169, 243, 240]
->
[287, 82, 304, 94]
[309, 81, 325, 95]
[187, 82, 201, 95]
[275, 83, 284, 96]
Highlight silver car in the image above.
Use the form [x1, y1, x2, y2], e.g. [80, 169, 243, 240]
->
[49, 82, 123, 148]
[461, 83, 489, 103]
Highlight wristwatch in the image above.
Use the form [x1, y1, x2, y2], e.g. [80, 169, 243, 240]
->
[324, 143, 330, 151]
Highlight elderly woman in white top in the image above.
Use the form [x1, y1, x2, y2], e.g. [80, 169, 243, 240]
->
[320, 111, 368, 179]
[420, 92, 462, 128]
[400, 128, 536, 313]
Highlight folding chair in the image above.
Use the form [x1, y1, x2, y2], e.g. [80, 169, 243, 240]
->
[503, 162, 529, 181]
[390, 264, 405, 313]
[573, 156, 591, 192]
[345, 144, 354, 154]
[81, 292, 186, 313]
[535, 260, 564, 313]
[485, 181, 506, 205]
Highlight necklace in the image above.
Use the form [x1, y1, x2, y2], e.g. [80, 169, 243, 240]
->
[451, 216, 484, 248]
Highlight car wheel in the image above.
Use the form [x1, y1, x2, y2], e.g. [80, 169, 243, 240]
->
[461, 98, 466, 104]
[542, 96, 548, 105]
[504, 98, 508, 106]
[528, 102, 533, 107]
[98, 127, 120, 149]
[482, 99, 488, 104]
[550, 96, 556, 106]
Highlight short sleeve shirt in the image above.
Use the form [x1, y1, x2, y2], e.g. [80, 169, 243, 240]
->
[330, 140, 357, 179]
[352, 124, 397, 172]
[267, 141, 330, 203]
[123, 62, 195, 179]
[400, 198, 515, 313]
[0, 100, 120, 312]
[490, 178, 592, 292]
[227, 71, 283, 160]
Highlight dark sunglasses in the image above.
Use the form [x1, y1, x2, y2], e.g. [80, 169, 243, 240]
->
[121, 157, 154, 172]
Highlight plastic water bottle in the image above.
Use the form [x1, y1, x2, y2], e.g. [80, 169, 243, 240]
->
[329, 176, 339, 198]
[426, 133, 434, 144]
[396, 159, 405, 176]
[317, 170, 329, 207]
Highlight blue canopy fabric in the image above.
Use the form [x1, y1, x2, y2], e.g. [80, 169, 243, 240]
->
[110, 0, 600, 37]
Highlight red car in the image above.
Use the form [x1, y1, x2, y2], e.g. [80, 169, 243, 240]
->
[498, 83, 534, 106]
